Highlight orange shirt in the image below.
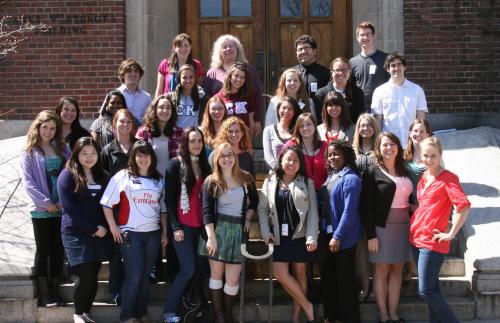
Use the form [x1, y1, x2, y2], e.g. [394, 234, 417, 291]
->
[410, 170, 470, 254]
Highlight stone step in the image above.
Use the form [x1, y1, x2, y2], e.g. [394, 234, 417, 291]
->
[33, 296, 476, 323]
[59, 276, 472, 304]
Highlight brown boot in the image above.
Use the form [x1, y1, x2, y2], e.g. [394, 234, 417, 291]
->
[223, 292, 237, 323]
[210, 288, 225, 323]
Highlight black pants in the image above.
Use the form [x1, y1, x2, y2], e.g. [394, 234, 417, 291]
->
[72, 262, 101, 314]
[32, 217, 64, 277]
[321, 244, 360, 323]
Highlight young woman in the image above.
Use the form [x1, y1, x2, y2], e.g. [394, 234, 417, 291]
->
[202, 34, 264, 134]
[212, 116, 255, 178]
[361, 132, 413, 323]
[283, 113, 327, 190]
[314, 57, 366, 124]
[20, 110, 71, 307]
[90, 90, 127, 149]
[215, 62, 258, 136]
[265, 68, 315, 126]
[55, 96, 91, 149]
[200, 96, 228, 156]
[318, 140, 362, 323]
[101, 141, 168, 323]
[155, 33, 203, 97]
[200, 143, 258, 323]
[317, 91, 355, 143]
[410, 137, 470, 323]
[136, 95, 184, 175]
[57, 137, 112, 323]
[262, 96, 301, 171]
[162, 127, 211, 323]
[258, 145, 319, 323]
[351, 113, 380, 301]
[100, 108, 137, 304]
[169, 64, 207, 129]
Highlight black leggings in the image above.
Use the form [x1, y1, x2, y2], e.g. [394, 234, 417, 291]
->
[72, 262, 101, 314]
[32, 217, 64, 277]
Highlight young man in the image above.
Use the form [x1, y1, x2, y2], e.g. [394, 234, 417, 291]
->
[117, 58, 151, 124]
[371, 53, 428, 147]
[350, 21, 390, 108]
[293, 35, 330, 98]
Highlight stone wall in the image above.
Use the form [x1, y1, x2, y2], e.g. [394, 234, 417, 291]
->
[404, 0, 500, 113]
[0, 0, 126, 120]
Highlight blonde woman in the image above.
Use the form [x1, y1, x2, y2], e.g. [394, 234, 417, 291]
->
[200, 143, 258, 323]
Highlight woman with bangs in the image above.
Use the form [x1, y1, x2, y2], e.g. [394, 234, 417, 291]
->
[200, 143, 258, 323]
[101, 141, 168, 323]
[136, 94, 184, 175]
[212, 116, 255, 178]
[55, 96, 90, 150]
[20, 110, 71, 308]
[258, 145, 319, 323]
[265, 68, 315, 126]
[162, 127, 211, 323]
[317, 91, 355, 143]
[361, 132, 413, 323]
[200, 96, 228, 156]
[155, 33, 203, 97]
[263, 96, 301, 171]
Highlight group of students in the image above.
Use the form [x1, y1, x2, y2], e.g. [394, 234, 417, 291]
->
[19, 27, 470, 323]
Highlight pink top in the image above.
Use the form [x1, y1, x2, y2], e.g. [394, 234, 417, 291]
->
[410, 170, 471, 254]
[284, 139, 328, 190]
[158, 58, 203, 94]
[380, 168, 413, 208]
[177, 177, 204, 228]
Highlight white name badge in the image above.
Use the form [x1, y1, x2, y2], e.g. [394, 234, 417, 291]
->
[369, 64, 377, 74]
[281, 224, 289, 237]
[310, 82, 318, 92]
[327, 225, 333, 234]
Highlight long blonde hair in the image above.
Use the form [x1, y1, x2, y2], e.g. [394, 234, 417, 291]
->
[206, 143, 253, 198]
[352, 113, 380, 158]
[25, 110, 65, 155]
[275, 68, 311, 113]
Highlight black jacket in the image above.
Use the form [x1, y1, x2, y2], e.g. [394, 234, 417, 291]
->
[101, 138, 137, 177]
[313, 82, 366, 124]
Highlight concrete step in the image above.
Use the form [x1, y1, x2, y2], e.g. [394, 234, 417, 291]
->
[34, 296, 476, 323]
[0, 278, 35, 299]
[0, 298, 37, 323]
[59, 276, 472, 304]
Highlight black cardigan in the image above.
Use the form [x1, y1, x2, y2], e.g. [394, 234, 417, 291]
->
[201, 174, 258, 227]
[361, 165, 397, 240]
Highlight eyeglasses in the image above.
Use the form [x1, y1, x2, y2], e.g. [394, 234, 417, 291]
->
[296, 45, 312, 53]
[220, 153, 235, 159]
[358, 32, 373, 38]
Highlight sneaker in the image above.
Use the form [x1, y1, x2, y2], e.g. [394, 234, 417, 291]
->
[82, 313, 96, 323]
[73, 314, 87, 323]
[162, 313, 181, 323]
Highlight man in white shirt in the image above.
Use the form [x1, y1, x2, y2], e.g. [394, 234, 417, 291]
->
[371, 53, 428, 147]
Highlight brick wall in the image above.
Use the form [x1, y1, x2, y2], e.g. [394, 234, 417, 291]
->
[404, 0, 500, 113]
[0, 0, 125, 119]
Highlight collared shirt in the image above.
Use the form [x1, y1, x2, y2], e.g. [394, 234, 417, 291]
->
[371, 79, 428, 147]
[118, 83, 151, 124]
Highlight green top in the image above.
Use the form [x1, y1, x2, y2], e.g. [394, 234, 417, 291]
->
[30, 156, 63, 219]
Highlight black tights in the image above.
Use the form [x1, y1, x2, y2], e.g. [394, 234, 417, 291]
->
[72, 262, 101, 315]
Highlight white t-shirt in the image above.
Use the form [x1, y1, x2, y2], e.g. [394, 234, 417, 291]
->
[100, 169, 166, 232]
[371, 79, 428, 147]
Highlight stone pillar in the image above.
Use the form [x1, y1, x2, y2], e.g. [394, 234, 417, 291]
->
[351, 0, 404, 54]
[126, 0, 179, 95]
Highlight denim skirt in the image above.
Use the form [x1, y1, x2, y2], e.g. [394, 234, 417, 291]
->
[62, 232, 113, 267]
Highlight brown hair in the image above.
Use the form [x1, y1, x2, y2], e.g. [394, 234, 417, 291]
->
[25, 110, 65, 155]
[118, 58, 144, 83]
[222, 62, 254, 97]
[143, 95, 177, 137]
[200, 96, 228, 149]
[356, 21, 375, 35]
[321, 91, 352, 130]
[274, 68, 311, 113]
[66, 137, 107, 192]
[374, 132, 408, 177]
[127, 140, 161, 180]
[329, 57, 354, 101]
[112, 109, 137, 136]
[168, 33, 197, 74]
[291, 113, 321, 150]
[404, 118, 432, 161]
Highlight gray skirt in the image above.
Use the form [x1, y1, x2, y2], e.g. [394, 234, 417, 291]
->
[369, 208, 411, 264]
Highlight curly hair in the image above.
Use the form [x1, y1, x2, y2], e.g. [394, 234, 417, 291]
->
[26, 110, 65, 155]
[209, 34, 248, 69]
[326, 140, 358, 173]
[143, 95, 177, 137]
[214, 116, 252, 152]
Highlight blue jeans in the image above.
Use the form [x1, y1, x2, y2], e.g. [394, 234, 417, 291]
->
[120, 230, 161, 321]
[109, 242, 124, 298]
[163, 225, 201, 314]
[411, 246, 460, 323]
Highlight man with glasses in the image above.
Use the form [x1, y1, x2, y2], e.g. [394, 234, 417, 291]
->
[293, 35, 330, 98]
[350, 21, 390, 108]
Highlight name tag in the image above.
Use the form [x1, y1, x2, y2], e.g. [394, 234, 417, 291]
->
[369, 64, 377, 74]
[281, 224, 289, 237]
[327, 225, 333, 234]
[310, 82, 318, 92]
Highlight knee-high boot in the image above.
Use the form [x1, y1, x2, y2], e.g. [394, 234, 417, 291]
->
[210, 288, 225, 323]
[223, 292, 237, 323]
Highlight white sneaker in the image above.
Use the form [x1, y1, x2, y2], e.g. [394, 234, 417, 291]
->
[74, 314, 87, 323]
[82, 313, 96, 323]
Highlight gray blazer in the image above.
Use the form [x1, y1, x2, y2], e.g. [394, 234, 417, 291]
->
[258, 173, 319, 246]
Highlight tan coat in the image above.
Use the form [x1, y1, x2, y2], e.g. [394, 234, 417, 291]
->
[258, 174, 319, 246]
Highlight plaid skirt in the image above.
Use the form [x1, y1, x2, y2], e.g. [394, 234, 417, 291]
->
[199, 213, 243, 264]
